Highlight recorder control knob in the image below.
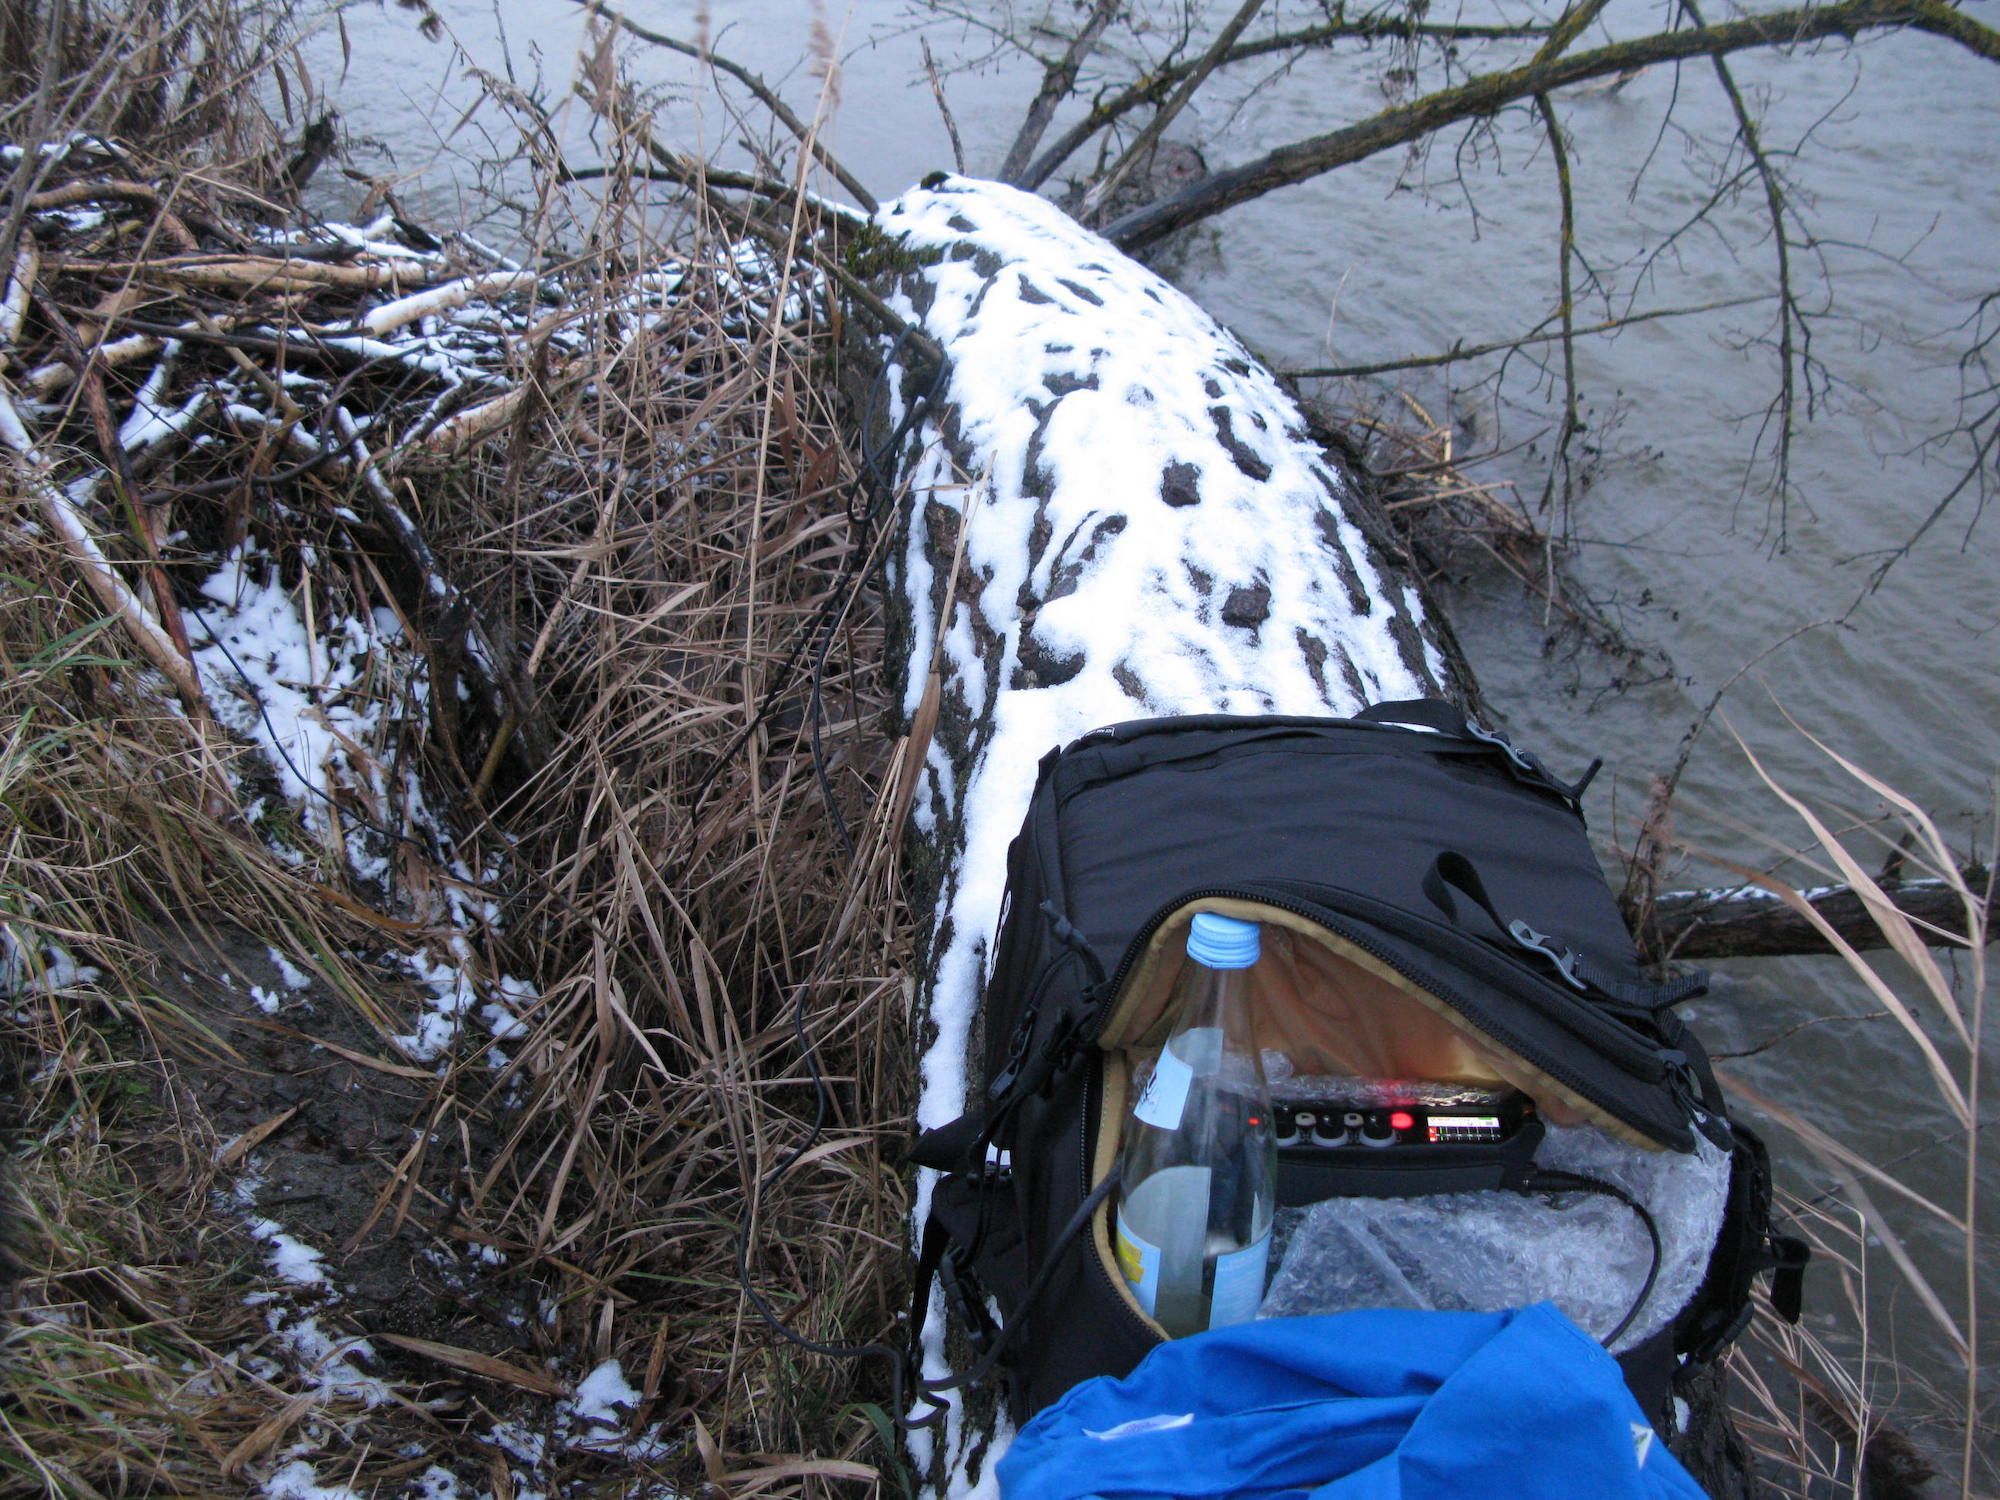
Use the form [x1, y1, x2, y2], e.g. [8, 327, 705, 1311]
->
[1358, 1114, 1398, 1149]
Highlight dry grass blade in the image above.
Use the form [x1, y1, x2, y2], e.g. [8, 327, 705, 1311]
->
[1697, 717, 1988, 1495]
[1701, 846, 1971, 1124]
[374, 1335, 570, 1396]
[212, 1103, 300, 1170]
[4, 3, 912, 1489]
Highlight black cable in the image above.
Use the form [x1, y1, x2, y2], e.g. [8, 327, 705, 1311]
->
[677, 327, 947, 865]
[727, 331, 961, 1426]
[1520, 1167, 1664, 1350]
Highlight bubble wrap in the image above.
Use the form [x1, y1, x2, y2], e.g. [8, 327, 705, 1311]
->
[1258, 1121, 1731, 1352]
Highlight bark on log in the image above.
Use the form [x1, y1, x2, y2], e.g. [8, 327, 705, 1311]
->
[1648, 873, 1994, 961]
[857, 174, 1742, 1495]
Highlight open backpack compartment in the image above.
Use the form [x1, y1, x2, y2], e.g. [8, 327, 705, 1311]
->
[910, 702, 1807, 1429]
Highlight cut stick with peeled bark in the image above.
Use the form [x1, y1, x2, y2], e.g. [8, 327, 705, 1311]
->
[0, 242, 36, 355]
[353, 270, 546, 338]
[56, 253, 442, 292]
[0, 385, 203, 706]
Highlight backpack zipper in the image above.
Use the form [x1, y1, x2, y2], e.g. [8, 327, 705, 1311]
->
[1260, 877, 1666, 1072]
[1094, 882, 1676, 1144]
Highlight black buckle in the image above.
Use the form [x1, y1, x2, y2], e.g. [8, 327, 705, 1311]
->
[1465, 719, 1598, 805]
[1767, 1233, 1810, 1323]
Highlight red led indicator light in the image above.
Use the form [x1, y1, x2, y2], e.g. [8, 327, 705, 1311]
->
[1389, 1111, 1415, 1133]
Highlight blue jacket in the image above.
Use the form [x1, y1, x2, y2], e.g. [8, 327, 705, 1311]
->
[997, 1303, 1706, 1500]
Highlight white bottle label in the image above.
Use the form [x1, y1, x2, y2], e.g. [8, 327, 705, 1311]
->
[1114, 1215, 1164, 1316]
[1131, 1027, 1220, 1131]
[1206, 1232, 1271, 1329]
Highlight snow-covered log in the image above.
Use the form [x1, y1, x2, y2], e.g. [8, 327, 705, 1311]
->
[864, 175, 1470, 1486]
[862, 177, 1749, 1498]
[870, 173, 1464, 1134]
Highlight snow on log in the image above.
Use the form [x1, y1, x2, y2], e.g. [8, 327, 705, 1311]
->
[864, 175, 1468, 1482]
[869, 175, 1462, 1132]
[1650, 875, 1995, 959]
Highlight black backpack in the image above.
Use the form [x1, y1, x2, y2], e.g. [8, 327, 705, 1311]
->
[908, 701, 1806, 1428]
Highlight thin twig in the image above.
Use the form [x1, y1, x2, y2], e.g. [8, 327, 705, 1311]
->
[920, 39, 966, 178]
[1283, 294, 1770, 379]
[575, 0, 877, 212]
[1531, 93, 1581, 541]
[1682, 0, 1800, 546]
[1019, 12, 1552, 190]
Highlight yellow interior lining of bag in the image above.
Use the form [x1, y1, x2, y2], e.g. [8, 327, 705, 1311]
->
[1088, 898, 1661, 1336]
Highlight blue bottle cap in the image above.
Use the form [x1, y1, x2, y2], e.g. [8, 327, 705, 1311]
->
[1186, 912, 1260, 969]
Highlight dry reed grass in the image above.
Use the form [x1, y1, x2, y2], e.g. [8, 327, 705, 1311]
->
[1679, 721, 1993, 1497]
[3, 3, 913, 1494]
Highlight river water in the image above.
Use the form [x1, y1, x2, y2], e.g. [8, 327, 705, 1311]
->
[308, 0, 1996, 1467]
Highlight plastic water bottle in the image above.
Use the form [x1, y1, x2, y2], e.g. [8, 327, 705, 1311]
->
[1113, 912, 1277, 1337]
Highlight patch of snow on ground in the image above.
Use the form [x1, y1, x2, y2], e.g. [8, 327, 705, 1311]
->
[249, 1218, 331, 1286]
[0, 925, 100, 998]
[407, 1466, 465, 1498]
[189, 539, 411, 880]
[270, 947, 314, 989]
[262, 1459, 364, 1499]
[185, 536, 538, 1067]
[557, 1359, 677, 1460]
[267, 1312, 393, 1406]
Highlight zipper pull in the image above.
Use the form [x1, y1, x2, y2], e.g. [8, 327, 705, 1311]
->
[1038, 900, 1109, 989]
[1663, 1050, 1735, 1151]
[987, 1013, 1036, 1104]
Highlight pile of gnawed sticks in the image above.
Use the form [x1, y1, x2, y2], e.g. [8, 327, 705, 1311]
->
[0, 136, 572, 770]
[2, 134, 836, 797]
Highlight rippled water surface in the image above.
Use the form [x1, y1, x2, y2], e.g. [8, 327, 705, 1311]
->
[310, 0, 1997, 1457]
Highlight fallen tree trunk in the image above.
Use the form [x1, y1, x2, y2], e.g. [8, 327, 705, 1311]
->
[1649, 873, 1994, 961]
[855, 174, 1744, 1497]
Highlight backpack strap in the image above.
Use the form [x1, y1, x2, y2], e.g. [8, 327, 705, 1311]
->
[1422, 850, 1707, 1012]
[906, 1164, 1122, 1405]
[908, 1109, 990, 1173]
[1357, 699, 1602, 809]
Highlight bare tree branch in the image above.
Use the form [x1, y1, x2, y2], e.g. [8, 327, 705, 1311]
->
[1684, 0, 1802, 548]
[1019, 10, 1553, 192]
[1286, 296, 1772, 380]
[997, 0, 1121, 186]
[1104, 0, 2000, 251]
[1533, 0, 1616, 62]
